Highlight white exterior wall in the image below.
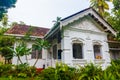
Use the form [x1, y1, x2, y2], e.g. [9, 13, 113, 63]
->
[46, 39, 62, 67]
[61, 19, 111, 68]
[12, 19, 111, 69]
[12, 41, 47, 68]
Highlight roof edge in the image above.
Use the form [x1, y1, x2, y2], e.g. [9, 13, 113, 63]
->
[4, 33, 43, 39]
[61, 7, 92, 21]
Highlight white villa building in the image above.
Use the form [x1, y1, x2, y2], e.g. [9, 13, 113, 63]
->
[5, 8, 119, 68]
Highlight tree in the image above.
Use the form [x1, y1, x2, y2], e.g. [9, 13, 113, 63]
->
[0, 36, 14, 64]
[32, 39, 51, 66]
[9, 25, 33, 64]
[10, 42, 31, 64]
[90, 0, 112, 17]
[0, 0, 17, 20]
[53, 17, 61, 24]
[0, 14, 9, 35]
[107, 0, 120, 40]
[0, 14, 15, 64]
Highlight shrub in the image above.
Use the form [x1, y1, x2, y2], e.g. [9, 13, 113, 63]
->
[0, 63, 15, 77]
[105, 60, 120, 79]
[16, 63, 36, 78]
[38, 63, 78, 80]
[1, 61, 120, 80]
[78, 63, 102, 80]
[0, 63, 37, 78]
[112, 59, 120, 65]
[38, 67, 56, 80]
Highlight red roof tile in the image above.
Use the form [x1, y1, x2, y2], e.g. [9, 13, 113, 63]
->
[5, 24, 50, 37]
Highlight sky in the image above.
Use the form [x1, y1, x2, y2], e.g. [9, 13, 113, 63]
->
[8, 0, 90, 28]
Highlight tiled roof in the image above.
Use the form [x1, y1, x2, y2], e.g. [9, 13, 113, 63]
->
[5, 24, 50, 37]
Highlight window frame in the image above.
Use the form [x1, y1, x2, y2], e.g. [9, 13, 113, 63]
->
[72, 40, 83, 59]
[93, 42, 102, 59]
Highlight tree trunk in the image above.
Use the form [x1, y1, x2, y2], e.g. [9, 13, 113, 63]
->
[5, 59, 7, 64]
[33, 50, 39, 67]
[98, 0, 104, 17]
[25, 55, 28, 63]
[18, 56, 23, 64]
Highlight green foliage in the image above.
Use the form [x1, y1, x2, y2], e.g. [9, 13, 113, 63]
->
[9, 42, 31, 64]
[112, 59, 120, 65]
[0, 0, 17, 20]
[113, 0, 120, 10]
[0, 14, 15, 63]
[33, 39, 51, 51]
[105, 60, 120, 79]
[39, 61, 120, 80]
[16, 63, 36, 78]
[15, 43, 31, 56]
[78, 63, 102, 80]
[16, 63, 29, 71]
[17, 73, 27, 78]
[38, 67, 56, 80]
[90, 0, 112, 17]
[33, 39, 51, 66]
[0, 61, 120, 79]
[0, 63, 37, 79]
[0, 35, 15, 62]
[0, 63, 15, 77]
[39, 63, 78, 80]
[106, 0, 120, 40]
[21, 25, 33, 41]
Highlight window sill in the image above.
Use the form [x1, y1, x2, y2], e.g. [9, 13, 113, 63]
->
[72, 59, 87, 65]
[94, 59, 105, 64]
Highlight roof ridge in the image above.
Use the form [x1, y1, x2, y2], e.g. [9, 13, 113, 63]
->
[61, 7, 92, 21]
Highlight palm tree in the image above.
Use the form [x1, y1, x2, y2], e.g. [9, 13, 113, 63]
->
[10, 42, 31, 64]
[52, 17, 61, 26]
[32, 39, 51, 67]
[90, 0, 112, 17]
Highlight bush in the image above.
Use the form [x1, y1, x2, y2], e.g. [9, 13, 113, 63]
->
[16, 63, 36, 78]
[38, 67, 56, 80]
[0, 63, 37, 78]
[0, 61, 120, 80]
[78, 63, 102, 80]
[104, 60, 120, 79]
[112, 59, 120, 65]
[0, 63, 15, 77]
[38, 63, 78, 80]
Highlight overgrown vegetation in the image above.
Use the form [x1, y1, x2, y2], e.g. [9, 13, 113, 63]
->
[0, 14, 15, 64]
[0, 60, 120, 80]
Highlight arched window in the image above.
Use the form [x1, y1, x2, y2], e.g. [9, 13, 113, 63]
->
[93, 42, 102, 59]
[72, 39, 83, 59]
